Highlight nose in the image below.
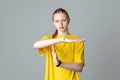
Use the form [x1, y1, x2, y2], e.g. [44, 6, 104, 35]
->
[60, 21, 63, 25]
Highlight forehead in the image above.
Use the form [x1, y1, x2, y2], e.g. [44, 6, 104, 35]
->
[53, 12, 67, 19]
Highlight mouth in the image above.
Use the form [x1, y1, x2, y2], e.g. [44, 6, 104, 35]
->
[59, 27, 64, 29]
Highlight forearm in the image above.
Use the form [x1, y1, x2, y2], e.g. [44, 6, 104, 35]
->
[59, 62, 84, 72]
[34, 38, 63, 49]
[34, 37, 85, 49]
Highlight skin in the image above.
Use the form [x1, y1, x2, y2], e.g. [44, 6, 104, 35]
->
[53, 12, 69, 35]
[34, 12, 85, 72]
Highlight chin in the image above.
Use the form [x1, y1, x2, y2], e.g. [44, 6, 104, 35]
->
[57, 28, 67, 32]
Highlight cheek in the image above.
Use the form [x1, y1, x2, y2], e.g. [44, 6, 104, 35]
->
[54, 23, 58, 26]
[53, 22, 57, 26]
[53, 23, 59, 29]
[64, 22, 69, 26]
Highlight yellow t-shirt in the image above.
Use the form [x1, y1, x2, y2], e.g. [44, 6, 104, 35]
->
[38, 34, 85, 80]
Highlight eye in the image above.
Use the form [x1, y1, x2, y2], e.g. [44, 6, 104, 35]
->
[55, 20, 59, 23]
[62, 19, 66, 22]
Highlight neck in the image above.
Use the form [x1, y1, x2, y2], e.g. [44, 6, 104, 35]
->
[58, 31, 70, 36]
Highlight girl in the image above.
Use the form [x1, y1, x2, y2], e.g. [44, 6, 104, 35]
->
[34, 8, 85, 80]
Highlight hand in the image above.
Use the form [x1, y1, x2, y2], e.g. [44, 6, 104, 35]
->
[51, 46, 59, 65]
[63, 38, 85, 42]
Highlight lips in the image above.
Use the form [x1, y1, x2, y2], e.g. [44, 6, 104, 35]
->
[59, 27, 64, 29]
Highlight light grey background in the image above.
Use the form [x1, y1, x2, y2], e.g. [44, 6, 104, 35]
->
[0, 0, 120, 80]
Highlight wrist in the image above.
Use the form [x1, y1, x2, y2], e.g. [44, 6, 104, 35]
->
[56, 60, 62, 67]
[62, 38, 65, 42]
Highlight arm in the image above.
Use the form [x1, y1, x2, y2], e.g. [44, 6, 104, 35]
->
[34, 38, 63, 49]
[51, 46, 84, 72]
[34, 37, 85, 49]
[60, 62, 84, 72]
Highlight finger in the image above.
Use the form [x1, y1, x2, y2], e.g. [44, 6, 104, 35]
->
[51, 46, 57, 56]
[51, 45, 54, 49]
[52, 46, 56, 51]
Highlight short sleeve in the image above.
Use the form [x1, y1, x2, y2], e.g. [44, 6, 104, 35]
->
[74, 42, 85, 65]
[37, 35, 51, 56]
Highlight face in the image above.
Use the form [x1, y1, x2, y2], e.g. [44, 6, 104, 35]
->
[53, 12, 69, 32]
